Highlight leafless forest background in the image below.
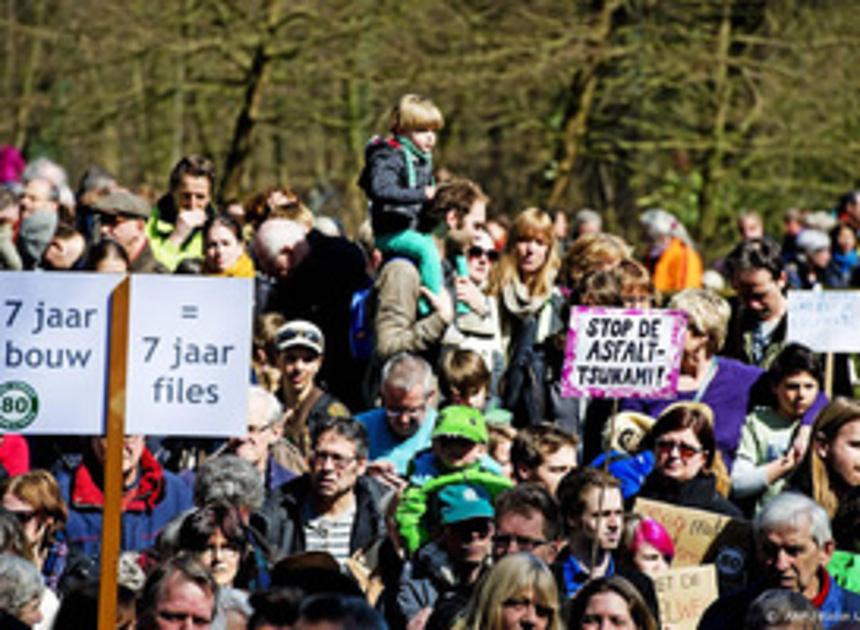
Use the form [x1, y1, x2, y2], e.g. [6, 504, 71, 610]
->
[4, 0, 860, 258]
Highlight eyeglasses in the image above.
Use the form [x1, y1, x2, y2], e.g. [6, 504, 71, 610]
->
[502, 597, 554, 620]
[451, 518, 493, 538]
[467, 246, 499, 262]
[99, 214, 130, 227]
[384, 403, 427, 420]
[493, 533, 549, 551]
[10, 510, 38, 525]
[655, 438, 704, 461]
[310, 450, 359, 469]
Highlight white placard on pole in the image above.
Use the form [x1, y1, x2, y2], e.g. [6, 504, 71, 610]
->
[0, 272, 122, 434]
[125, 275, 253, 436]
[787, 290, 860, 353]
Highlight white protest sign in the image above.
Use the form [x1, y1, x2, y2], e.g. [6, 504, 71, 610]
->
[125, 275, 252, 436]
[561, 307, 686, 399]
[787, 290, 860, 352]
[0, 272, 122, 434]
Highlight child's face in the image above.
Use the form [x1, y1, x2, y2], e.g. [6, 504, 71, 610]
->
[434, 436, 484, 470]
[775, 370, 819, 419]
[837, 226, 857, 254]
[451, 386, 488, 410]
[490, 439, 513, 480]
[406, 129, 437, 153]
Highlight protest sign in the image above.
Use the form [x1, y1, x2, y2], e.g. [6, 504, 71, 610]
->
[124, 275, 252, 436]
[654, 565, 719, 630]
[787, 290, 860, 352]
[561, 307, 687, 399]
[635, 498, 753, 590]
[0, 272, 122, 434]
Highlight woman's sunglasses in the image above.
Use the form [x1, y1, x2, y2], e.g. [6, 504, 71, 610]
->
[467, 246, 499, 262]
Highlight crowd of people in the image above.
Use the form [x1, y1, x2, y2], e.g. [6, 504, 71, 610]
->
[1, 93, 860, 629]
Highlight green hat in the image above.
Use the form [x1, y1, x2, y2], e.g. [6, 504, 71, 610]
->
[437, 483, 494, 524]
[432, 405, 488, 444]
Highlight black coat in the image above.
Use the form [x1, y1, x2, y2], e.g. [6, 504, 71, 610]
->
[263, 229, 370, 410]
[256, 473, 388, 559]
[638, 472, 743, 518]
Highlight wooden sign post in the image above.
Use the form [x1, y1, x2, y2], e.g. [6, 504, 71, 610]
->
[98, 277, 130, 630]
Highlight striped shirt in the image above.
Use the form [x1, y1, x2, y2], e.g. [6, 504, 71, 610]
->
[303, 504, 356, 565]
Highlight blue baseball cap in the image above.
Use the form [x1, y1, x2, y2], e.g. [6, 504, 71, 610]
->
[437, 483, 494, 525]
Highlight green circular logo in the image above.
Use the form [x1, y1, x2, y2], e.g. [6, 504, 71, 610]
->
[0, 381, 39, 430]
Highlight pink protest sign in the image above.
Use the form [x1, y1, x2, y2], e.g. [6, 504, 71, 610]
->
[561, 306, 687, 399]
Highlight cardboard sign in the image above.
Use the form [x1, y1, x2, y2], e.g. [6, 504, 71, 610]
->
[787, 290, 860, 352]
[561, 307, 686, 399]
[125, 275, 252, 436]
[635, 498, 753, 587]
[654, 565, 719, 630]
[0, 272, 122, 434]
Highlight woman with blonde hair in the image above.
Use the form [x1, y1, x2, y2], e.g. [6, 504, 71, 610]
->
[490, 207, 564, 426]
[791, 397, 860, 518]
[454, 553, 561, 630]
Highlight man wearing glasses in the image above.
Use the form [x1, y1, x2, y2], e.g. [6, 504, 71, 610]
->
[93, 189, 166, 273]
[356, 353, 438, 486]
[492, 483, 561, 565]
[259, 416, 388, 567]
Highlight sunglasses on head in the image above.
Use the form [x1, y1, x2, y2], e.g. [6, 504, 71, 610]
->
[467, 246, 499, 262]
[278, 328, 322, 346]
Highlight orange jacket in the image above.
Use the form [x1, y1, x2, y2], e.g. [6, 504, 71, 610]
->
[652, 237, 703, 293]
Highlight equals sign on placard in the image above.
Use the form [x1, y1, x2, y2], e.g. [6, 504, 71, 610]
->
[181, 305, 198, 320]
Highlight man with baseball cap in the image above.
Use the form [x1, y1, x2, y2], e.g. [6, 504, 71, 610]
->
[394, 483, 495, 628]
[94, 189, 166, 273]
[272, 320, 349, 460]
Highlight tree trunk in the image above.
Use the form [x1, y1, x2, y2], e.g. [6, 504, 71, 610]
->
[698, 0, 733, 246]
[219, 1, 280, 202]
[546, 0, 621, 210]
[13, 0, 46, 148]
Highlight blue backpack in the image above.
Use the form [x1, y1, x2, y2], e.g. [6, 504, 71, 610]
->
[349, 280, 376, 362]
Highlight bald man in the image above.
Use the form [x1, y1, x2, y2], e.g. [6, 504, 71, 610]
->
[254, 218, 369, 410]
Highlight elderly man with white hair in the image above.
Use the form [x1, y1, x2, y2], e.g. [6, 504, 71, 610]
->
[225, 386, 297, 491]
[700, 492, 860, 629]
[254, 217, 370, 411]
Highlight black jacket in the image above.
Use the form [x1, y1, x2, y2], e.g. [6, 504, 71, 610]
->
[263, 229, 370, 409]
[358, 137, 434, 236]
[256, 473, 388, 559]
[638, 472, 743, 518]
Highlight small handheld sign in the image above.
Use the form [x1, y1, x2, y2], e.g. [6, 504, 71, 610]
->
[561, 307, 687, 399]
[654, 565, 719, 630]
[125, 275, 253, 436]
[0, 272, 122, 434]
